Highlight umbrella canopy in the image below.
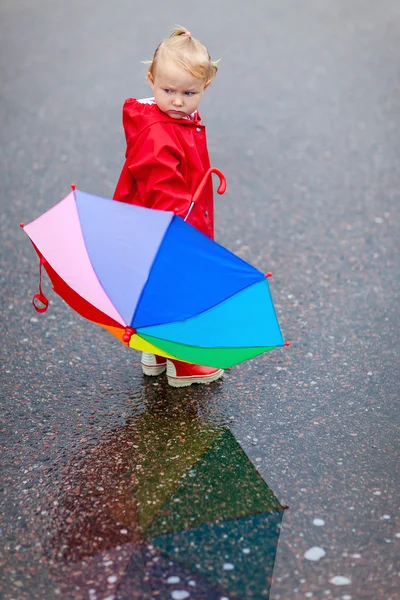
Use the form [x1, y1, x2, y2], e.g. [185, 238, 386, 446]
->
[21, 186, 287, 368]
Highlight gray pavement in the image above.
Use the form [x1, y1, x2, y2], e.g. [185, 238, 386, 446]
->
[1, 1, 399, 599]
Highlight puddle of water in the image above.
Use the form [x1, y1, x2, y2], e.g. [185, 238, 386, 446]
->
[47, 384, 287, 599]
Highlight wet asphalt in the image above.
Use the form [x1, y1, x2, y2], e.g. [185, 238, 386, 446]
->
[1, 1, 399, 599]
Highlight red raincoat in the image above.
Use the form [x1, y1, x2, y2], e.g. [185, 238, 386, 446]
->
[113, 98, 215, 238]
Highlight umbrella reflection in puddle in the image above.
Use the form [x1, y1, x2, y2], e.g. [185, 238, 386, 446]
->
[50, 389, 287, 599]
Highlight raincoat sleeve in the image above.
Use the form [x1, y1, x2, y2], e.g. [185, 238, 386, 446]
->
[127, 123, 192, 218]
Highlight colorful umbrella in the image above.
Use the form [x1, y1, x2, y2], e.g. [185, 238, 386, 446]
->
[21, 173, 288, 368]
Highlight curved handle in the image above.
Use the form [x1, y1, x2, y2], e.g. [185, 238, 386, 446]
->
[32, 292, 49, 313]
[192, 167, 226, 204]
[32, 255, 49, 313]
[184, 168, 226, 222]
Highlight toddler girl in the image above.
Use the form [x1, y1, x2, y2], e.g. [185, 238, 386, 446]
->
[113, 26, 224, 387]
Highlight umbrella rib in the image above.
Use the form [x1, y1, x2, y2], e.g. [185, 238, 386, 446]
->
[136, 277, 266, 330]
[128, 226, 172, 328]
[140, 339, 278, 350]
[136, 334, 277, 369]
[74, 209, 127, 326]
[37, 248, 125, 329]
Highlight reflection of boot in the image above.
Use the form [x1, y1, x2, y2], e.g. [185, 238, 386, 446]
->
[166, 359, 224, 388]
[141, 352, 167, 376]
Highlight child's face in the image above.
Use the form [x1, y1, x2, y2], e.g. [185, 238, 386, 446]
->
[149, 58, 209, 119]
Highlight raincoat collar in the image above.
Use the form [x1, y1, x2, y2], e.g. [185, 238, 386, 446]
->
[137, 96, 201, 123]
[122, 97, 203, 149]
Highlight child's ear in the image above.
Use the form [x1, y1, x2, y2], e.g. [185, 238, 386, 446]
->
[148, 71, 155, 87]
[203, 79, 211, 90]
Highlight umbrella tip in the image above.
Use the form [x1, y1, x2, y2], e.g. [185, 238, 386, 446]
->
[265, 272, 272, 278]
[71, 183, 76, 190]
[122, 326, 137, 343]
[20, 222, 25, 228]
[284, 341, 290, 347]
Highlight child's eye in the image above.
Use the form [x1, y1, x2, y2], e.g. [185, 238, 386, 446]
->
[185, 91, 195, 96]
[164, 89, 172, 94]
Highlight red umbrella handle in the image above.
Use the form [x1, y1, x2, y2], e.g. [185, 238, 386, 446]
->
[193, 167, 226, 204]
[184, 168, 226, 222]
[32, 256, 49, 313]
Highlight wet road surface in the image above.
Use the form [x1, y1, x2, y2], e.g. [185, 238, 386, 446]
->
[1, 1, 399, 599]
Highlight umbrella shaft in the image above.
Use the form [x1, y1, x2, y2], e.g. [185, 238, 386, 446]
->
[184, 201, 195, 221]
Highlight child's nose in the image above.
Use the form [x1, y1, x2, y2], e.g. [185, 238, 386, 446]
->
[173, 96, 184, 107]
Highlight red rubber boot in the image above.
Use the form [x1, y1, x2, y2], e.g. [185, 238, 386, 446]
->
[166, 359, 224, 388]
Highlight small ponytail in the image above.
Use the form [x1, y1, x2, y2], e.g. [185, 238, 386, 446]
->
[147, 26, 219, 83]
[169, 26, 192, 39]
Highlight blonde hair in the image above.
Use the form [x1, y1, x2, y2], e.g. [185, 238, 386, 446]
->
[146, 26, 218, 83]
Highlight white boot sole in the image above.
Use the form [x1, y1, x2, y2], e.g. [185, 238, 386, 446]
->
[167, 369, 224, 388]
[141, 363, 167, 376]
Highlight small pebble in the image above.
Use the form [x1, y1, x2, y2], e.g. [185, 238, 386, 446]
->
[107, 575, 117, 584]
[313, 518, 325, 526]
[304, 547, 326, 561]
[330, 576, 351, 585]
[167, 576, 180, 584]
[171, 592, 190, 600]
[223, 563, 235, 570]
